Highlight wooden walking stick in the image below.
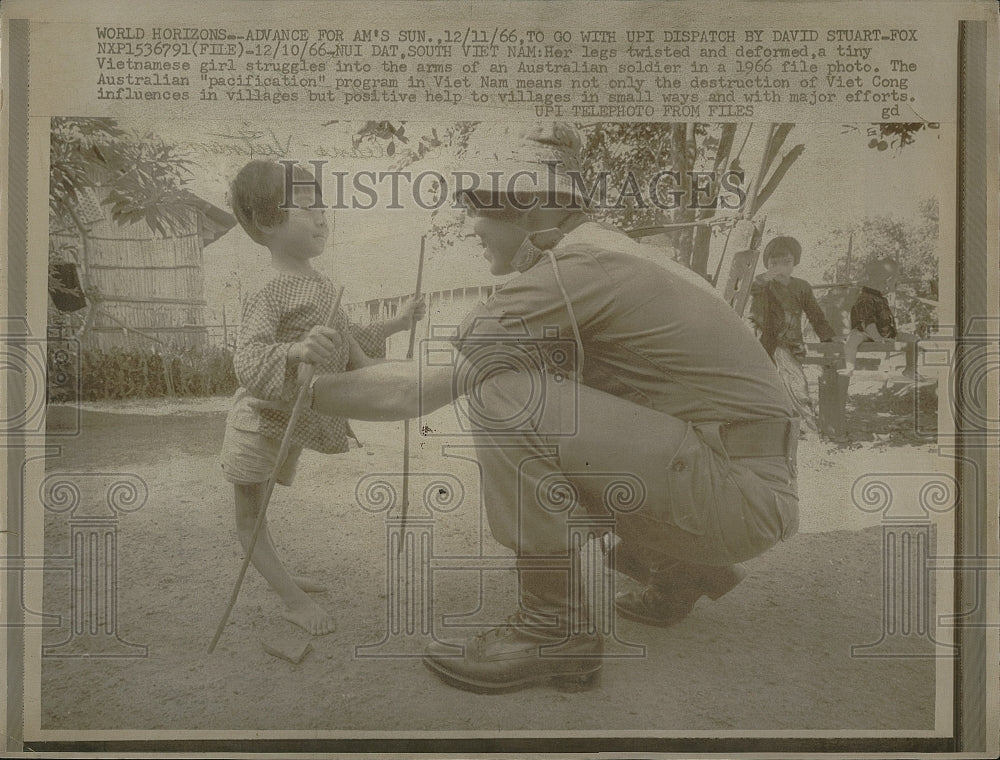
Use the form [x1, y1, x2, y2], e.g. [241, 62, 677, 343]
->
[209, 285, 345, 653]
[398, 236, 426, 556]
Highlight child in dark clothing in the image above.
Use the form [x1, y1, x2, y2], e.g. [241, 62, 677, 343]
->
[749, 236, 836, 432]
[840, 258, 919, 377]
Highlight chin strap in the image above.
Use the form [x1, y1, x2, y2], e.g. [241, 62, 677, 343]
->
[545, 248, 585, 381]
[511, 213, 587, 381]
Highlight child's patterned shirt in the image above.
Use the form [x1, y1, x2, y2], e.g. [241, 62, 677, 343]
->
[228, 272, 385, 453]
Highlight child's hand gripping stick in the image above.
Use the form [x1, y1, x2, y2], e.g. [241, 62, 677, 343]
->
[291, 324, 344, 367]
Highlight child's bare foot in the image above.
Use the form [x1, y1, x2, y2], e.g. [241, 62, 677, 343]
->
[292, 575, 328, 593]
[837, 367, 854, 377]
[283, 599, 336, 636]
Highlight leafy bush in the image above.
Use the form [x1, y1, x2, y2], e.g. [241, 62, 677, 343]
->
[47, 343, 238, 401]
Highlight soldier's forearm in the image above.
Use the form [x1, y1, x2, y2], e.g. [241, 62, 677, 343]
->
[311, 362, 456, 421]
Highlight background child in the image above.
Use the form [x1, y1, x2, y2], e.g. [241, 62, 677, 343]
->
[840, 258, 919, 377]
[749, 236, 836, 433]
[218, 160, 424, 635]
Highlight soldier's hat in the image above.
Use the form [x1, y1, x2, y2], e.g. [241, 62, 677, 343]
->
[457, 122, 585, 207]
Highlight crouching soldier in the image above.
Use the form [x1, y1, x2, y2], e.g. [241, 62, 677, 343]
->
[308, 123, 800, 693]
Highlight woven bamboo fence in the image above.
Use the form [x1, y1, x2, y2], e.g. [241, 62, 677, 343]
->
[51, 205, 211, 352]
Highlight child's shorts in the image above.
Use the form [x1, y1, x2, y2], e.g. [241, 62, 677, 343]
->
[219, 425, 302, 487]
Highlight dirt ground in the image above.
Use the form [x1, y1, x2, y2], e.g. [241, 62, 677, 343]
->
[38, 384, 946, 735]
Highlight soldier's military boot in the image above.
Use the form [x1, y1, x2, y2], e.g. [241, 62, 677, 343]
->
[614, 558, 747, 627]
[423, 563, 603, 694]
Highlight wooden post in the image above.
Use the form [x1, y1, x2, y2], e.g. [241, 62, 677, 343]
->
[817, 365, 850, 439]
[805, 342, 849, 439]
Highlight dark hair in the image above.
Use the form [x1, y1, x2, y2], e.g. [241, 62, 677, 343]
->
[762, 236, 802, 266]
[229, 161, 317, 244]
[864, 257, 899, 280]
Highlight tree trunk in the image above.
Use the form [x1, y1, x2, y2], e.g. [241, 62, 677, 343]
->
[751, 143, 805, 217]
[690, 223, 713, 276]
[65, 204, 99, 345]
[668, 123, 694, 267]
[687, 124, 739, 277]
[680, 124, 742, 277]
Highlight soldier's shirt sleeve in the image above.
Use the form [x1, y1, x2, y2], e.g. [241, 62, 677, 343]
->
[233, 287, 298, 403]
[453, 249, 611, 385]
